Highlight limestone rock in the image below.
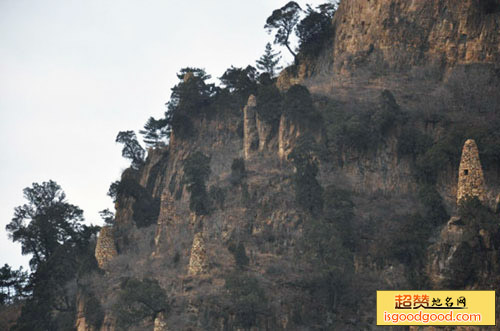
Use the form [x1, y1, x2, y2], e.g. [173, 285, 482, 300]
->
[95, 226, 118, 269]
[243, 95, 258, 159]
[457, 139, 486, 203]
[276, 63, 311, 91]
[188, 232, 208, 276]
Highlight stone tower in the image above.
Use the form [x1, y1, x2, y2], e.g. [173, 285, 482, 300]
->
[457, 139, 486, 204]
[95, 226, 118, 269]
[188, 232, 208, 276]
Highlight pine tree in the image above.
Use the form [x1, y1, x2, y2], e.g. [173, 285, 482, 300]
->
[139, 116, 169, 148]
[115, 131, 145, 170]
[264, 2, 301, 63]
[256, 43, 282, 77]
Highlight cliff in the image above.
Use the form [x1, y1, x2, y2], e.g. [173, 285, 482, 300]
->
[77, 1, 500, 330]
[280, 0, 500, 112]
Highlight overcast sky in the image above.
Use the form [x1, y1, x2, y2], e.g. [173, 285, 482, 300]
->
[0, 0, 328, 270]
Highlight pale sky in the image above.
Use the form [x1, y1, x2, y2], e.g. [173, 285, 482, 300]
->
[0, 0, 329, 270]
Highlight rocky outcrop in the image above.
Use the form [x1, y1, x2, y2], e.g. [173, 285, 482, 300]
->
[276, 63, 312, 91]
[255, 112, 273, 152]
[140, 147, 169, 198]
[427, 216, 469, 288]
[243, 95, 258, 159]
[457, 139, 486, 203]
[95, 226, 117, 270]
[427, 212, 500, 290]
[278, 113, 301, 161]
[100, 314, 116, 331]
[279, 0, 500, 109]
[188, 232, 208, 276]
[244, 94, 275, 156]
[331, 0, 500, 75]
[75, 292, 95, 331]
[153, 192, 176, 257]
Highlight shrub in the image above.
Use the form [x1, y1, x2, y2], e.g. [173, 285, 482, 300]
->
[384, 186, 448, 287]
[481, 0, 500, 14]
[418, 185, 448, 226]
[83, 293, 104, 329]
[224, 272, 267, 328]
[165, 68, 216, 139]
[228, 242, 249, 269]
[132, 194, 161, 228]
[415, 131, 462, 184]
[283, 84, 314, 118]
[296, 3, 335, 58]
[387, 214, 429, 266]
[230, 158, 246, 186]
[219, 66, 257, 103]
[372, 90, 405, 135]
[169, 113, 195, 138]
[323, 186, 354, 248]
[173, 251, 180, 265]
[255, 84, 283, 128]
[114, 278, 168, 328]
[436, 197, 500, 288]
[300, 206, 354, 314]
[183, 152, 211, 215]
[288, 135, 323, 216]
[458, 197, 499, 232]
[209, 185, 226, 210]
[325, 105, 374, 151]
[112, 176, 160, 228]
[397, 127, 433, 157]
[241, 182, 251, 205]
[325, 90, 405, 152]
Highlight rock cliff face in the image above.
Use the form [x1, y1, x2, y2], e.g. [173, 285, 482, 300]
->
[281, 0, 500, 110]
[278, 113, 302, 161]
[279, 0, 500, 203]
[331, 0, 500, 71]
[243, 94, 276, 158]
[79, 1, 500, 330]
